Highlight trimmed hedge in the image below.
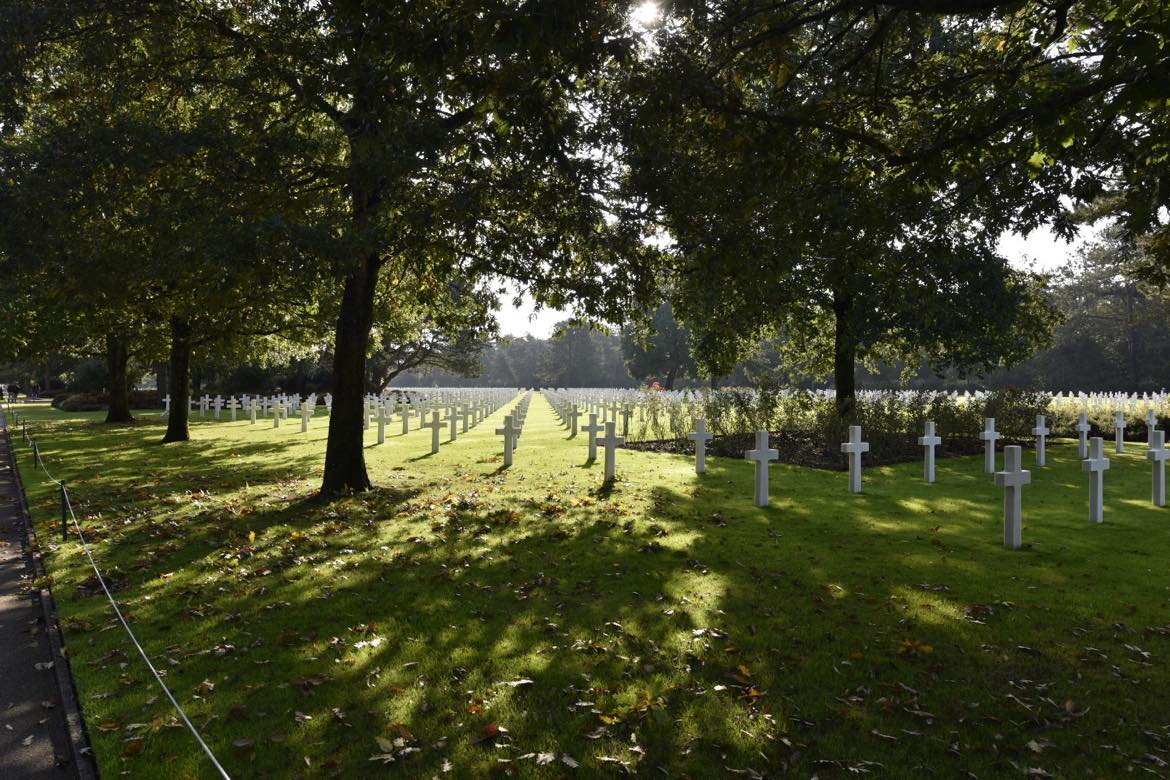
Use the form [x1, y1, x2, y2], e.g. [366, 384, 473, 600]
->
[51, 390, 160, 412]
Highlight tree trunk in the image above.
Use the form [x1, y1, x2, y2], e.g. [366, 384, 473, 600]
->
[663, 368, 677, 390]
[162, 317, 192, 443]
[156, 362, 169, 397]
[321, 254, 381, 494]
[832, 289, 858, 420]
[104, 332, 134, 423]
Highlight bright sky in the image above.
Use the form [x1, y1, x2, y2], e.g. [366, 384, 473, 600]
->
[493, 225, 1100, 338]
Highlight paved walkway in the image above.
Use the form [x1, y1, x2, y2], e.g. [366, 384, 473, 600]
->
[0, 411, 86, 779]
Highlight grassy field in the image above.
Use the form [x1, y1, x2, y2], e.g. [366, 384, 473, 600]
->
[8, 394, 1170, 778]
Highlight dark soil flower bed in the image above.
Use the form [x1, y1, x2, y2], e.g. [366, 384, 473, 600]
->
[623, 430, 1047, 471]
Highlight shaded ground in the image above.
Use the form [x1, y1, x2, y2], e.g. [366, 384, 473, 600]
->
[7, 396, 1170, 778]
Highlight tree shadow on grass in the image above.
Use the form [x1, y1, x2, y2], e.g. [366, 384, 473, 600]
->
[28, 416, 1170, 779]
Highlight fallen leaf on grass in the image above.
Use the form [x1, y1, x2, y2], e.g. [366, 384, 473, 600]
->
[472, 722, 508, 744]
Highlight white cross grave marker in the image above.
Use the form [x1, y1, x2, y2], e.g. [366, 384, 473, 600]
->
[918, 421, 941, 483]
[1076, 412, 1091, 459]
[1149, 430, 1170, 508]
[249, 398, 257, 425]
[1147, 409, 1160, 447]
[995, 445, 1031, 550]
[581, 413, 603, 462]
[162, 394, 171, 417]
[1114, 411, 1127, 454]
[449, 405, 464, 441]
[301, 404, 313, 433]
[841, 425, 869, 494]
[979, 418, 1000, 474]
[423, 411, 445, 455]
[1032, 414, 1050, 467]
[689, 419, 714, 474]
[227, 397, 239, 422]
[1082, 436, 1110, 524]
[496, 415, 519, 467]
[376, 405, 390, 444]
[566, 405, 580, 437]
[599, 421, 625, 483]
[744, 430, 779, 507]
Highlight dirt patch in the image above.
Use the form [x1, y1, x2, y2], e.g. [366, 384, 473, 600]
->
[623, 431, 1041, 471]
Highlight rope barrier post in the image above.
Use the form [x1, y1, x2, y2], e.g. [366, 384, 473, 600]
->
[60, 482, 69, 541]
[33, 439, 40, 468]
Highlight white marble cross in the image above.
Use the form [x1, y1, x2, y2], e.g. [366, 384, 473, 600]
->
[1076, 412, 1091, 459]
[620, 405, 633, 437]
[1032, 414, 1050, 467]
[995, 444, 1031, 550]
[1082, 436, 1110, 524]
[213, 395, 223, 420]
[376, 405, 391, 444]
[449, 405, 464, 441]
[1149, 429, 1170, 508]
[227, 397, 240, 422]
[978, 418, 1000, 474]
[918, 421, 941, 483]
[162, 394, 171, 417]
[460, 403, 471, 434]
[1147, 409, 1160, 447]
[841, 425, 869, 494]
[272, 404, 281, 428]
[581, 413, 603, 462]
[566, 405, 580, 437]
[745, 430, 779, 507]
[249, 398, 257, 425]
[301, 404, 313, 433]
[689, 419, 714, 474]
[496, 415, 519, 467]
[1114, 411, 1127, 454]
[423, 411, 445, 454]
[400, 407, 415, 435]
[598, 421, 625, 482]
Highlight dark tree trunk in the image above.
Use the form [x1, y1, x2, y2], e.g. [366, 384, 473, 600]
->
[321, 254, 380, 494]
[663, 368, 677, 390]
[104, 332, 134, 423]
[156, 362, 169, 397]
[320, 116, 387, 495]
[832, 289, 857, 420]
[162, 317, 192, 443]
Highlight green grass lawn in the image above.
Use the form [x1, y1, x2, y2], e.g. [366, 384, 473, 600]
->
[9, 394, 1170, 778]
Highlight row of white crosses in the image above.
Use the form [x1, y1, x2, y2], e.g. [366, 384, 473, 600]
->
[415, 392, 516, 454]
[993, 410, 1169, 549]
[544, 391, 639, 438]
[495, 392, 532, 467]
[678, 408, 1170, 536]
[543, 392, 629, 482]
[739, 424, 871, 507]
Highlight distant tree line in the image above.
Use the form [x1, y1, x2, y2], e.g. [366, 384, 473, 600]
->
[9, 231, 1170, 397]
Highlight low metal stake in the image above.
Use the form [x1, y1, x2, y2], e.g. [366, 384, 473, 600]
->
[61, 483, 68, 540]
[32, 440, 39, 468]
